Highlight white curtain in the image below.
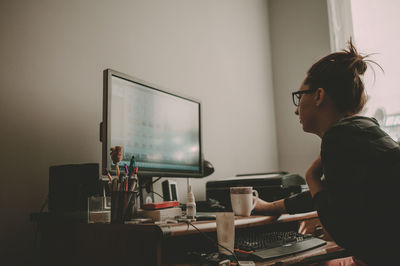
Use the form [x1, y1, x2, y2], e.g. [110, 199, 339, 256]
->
[326, 0, 354, 52]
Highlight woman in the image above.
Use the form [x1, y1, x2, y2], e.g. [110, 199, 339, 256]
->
[255, 40, 400, 265]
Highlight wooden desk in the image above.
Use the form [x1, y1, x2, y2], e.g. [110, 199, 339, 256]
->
[34, 211, 342, 266]
[254, 241, 343, 266]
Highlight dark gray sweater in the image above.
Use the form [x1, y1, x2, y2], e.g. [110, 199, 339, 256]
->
[284, 116, 400, 264]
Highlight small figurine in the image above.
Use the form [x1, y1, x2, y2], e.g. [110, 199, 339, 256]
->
[109, 145, 123, 164]
[110, 145, 123, 177]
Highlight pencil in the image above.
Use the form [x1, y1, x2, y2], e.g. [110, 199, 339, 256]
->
[116, 163, 120, 178]
[106, 172, 113, 183]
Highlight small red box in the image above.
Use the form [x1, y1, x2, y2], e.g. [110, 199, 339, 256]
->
[142, 201, 179, 210]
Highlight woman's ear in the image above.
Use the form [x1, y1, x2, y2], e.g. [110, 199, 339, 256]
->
[315, 88, 326, 107]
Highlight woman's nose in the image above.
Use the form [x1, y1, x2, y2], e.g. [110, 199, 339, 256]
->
[295, 107, 299, 115]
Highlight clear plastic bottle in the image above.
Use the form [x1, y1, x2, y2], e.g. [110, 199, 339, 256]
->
[186, 185, 196, 220]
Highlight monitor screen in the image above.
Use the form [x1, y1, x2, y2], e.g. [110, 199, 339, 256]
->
[101, 69, 203, 178]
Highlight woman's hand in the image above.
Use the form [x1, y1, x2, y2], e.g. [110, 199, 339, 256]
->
[253, 198, 286, 219]
[305, 155, 324, 197]
[298, 219, 333, 241]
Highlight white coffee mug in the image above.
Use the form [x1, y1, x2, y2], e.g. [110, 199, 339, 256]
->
[230, 187, 259, 216]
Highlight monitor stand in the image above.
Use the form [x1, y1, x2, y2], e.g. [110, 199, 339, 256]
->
[137, 175, 155, 207]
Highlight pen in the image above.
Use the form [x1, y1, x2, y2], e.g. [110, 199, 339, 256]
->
[106, 170, 113, 183]
[112, 178, 118, 191]
[124, 164, 129, 176]
[128, 156, 136, 178]
[107, 181, 112, 192]
[130, 178, 137, 192]
[115, 163, 120, 179]
[131, 167, 139, 191]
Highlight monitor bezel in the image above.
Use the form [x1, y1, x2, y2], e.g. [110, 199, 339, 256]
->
[101, 68, 204, 178]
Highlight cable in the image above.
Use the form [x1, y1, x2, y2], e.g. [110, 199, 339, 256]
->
[186, 221, 241, 266]
[33, 194, 49, 262]
[39, 195, 48, 213]
[138, 177, 164, 200]
[151, 176, 162, 185]
[139, 176, 162, 190]
[151, 191, 165, 200]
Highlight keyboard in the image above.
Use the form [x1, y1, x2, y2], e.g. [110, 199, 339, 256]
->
[235, 230, 326, 261]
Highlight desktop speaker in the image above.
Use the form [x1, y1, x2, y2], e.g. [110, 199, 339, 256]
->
[48, 163, 101, 216]
[162, 180, 179, 202]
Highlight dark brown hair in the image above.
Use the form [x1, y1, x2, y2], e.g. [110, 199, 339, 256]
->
[304, 39, 381, 116]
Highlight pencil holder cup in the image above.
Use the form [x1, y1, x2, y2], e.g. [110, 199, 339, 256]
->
[111, 191, 138, 223]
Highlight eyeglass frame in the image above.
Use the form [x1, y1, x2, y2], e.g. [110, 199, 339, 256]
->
[292, 89, 316, 106]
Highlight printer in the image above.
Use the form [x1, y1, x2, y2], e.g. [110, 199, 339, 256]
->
[205, 172, 307, 211]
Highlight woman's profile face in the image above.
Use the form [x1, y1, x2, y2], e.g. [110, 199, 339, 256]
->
[295, 82, 318, 134]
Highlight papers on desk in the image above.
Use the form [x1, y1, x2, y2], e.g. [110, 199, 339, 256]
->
[138, 207, 182, 221]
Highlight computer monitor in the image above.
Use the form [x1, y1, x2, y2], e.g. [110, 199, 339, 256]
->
[101, 69, 204, 184]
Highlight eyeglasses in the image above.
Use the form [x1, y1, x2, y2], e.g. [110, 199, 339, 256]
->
[292, 89, 316, 106]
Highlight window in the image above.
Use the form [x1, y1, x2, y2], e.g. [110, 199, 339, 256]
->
[328, 0, 400, 142]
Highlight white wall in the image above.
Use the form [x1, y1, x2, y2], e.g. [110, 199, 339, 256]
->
[268, 0, 331, 176]
[0, 0, 278, 263]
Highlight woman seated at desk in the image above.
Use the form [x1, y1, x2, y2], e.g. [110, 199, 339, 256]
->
[254, 39, 400, 265]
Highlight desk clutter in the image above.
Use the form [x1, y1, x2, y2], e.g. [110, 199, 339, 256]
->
[47, 163, 304, 226]
[41, 156, 323, 265]
[34, 162, 327, 266]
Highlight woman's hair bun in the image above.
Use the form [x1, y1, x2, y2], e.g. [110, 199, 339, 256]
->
[352, 55, 367, 75]
[345, 39, 368, 75]
[305, 37, 379, 116]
